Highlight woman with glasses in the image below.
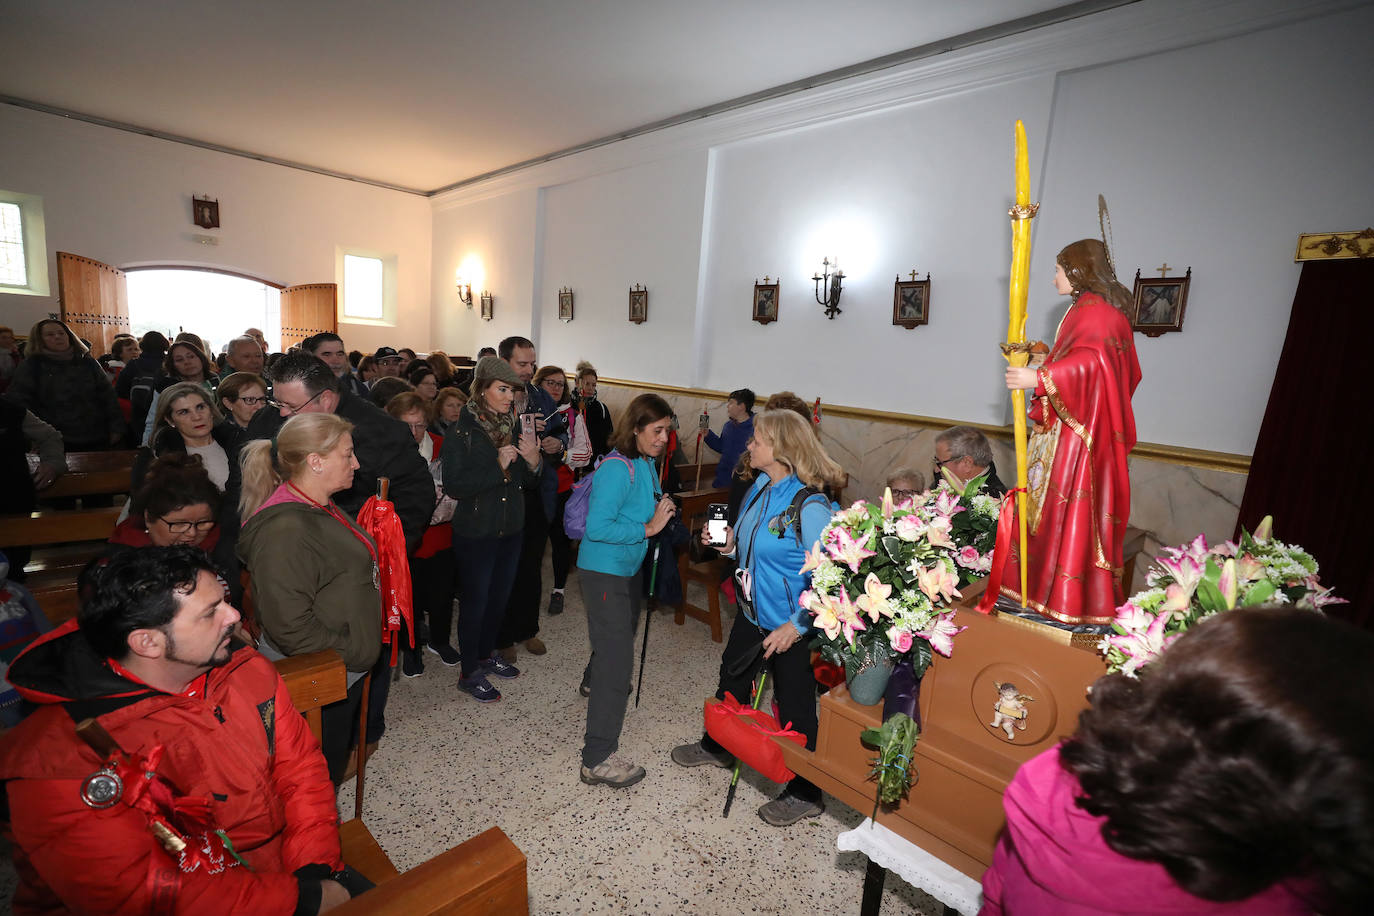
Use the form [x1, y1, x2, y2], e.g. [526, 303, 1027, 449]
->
[406, 363, 439, 402]
[217, 371, 270, 440]
[236, 412, 382, 783]
[133, 382, 235, 492]
[672, 409, 845, 826]
[885, 467, 927, 504]
[533, 365, 576, 617]
[106, 453, 222, 554]
[385, 391, 457, 678]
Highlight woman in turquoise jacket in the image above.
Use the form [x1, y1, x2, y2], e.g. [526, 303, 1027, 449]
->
[671, 409, 845, 826]
[577, 394, 678, 790]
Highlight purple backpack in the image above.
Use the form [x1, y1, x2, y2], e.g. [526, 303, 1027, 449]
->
[562, 451, 633, 540]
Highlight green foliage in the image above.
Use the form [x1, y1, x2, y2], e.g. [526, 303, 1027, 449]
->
[860, 713, 921, 807]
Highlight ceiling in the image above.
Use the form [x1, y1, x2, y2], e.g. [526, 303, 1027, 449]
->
[5, 1, 1101, 194]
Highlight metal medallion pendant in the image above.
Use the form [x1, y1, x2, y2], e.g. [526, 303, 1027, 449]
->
[80, 768, 124, 809]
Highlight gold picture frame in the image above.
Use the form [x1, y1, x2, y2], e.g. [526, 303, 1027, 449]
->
[893, 273, 931, 329]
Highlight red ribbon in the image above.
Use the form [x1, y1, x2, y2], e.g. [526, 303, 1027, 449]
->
[107, 744, 236, 878]
[977, 486, 1027, 614]
[717, 693, 805, 740]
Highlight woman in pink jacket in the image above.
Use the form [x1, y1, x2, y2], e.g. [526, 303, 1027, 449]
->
[982, 607, 1373, 916]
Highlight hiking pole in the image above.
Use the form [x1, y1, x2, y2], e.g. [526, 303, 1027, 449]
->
[694, 403, 708, 491]
[723, 669, 768, 817]
[635, 538, 660, 708]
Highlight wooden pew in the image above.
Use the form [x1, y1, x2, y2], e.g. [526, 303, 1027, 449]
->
[27, 450, 138, 502]
[674, 461, 719, 491]
[275, 651, 528, 912]
[0, 506, 123, 625]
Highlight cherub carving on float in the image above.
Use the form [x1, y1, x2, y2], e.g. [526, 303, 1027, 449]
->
[990, 681, 1033, 741]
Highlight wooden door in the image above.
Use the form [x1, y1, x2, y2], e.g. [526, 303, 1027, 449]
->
[279, 283, 337, 351]
[56, 252, 130, 355]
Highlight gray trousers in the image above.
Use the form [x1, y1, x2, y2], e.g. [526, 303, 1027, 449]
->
[580, 567, 643, 768]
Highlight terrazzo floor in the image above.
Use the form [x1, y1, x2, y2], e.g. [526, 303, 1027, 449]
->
[0, 561, 942, 915]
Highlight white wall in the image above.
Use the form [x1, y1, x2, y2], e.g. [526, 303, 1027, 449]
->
[0, 105, 431, 355]
[428, 0, 1374, 457]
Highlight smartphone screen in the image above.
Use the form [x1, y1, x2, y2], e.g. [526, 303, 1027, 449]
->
[706, 503, 729, 546]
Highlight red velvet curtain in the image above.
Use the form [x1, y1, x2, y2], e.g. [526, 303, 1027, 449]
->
[1236, 258, 1374, 628]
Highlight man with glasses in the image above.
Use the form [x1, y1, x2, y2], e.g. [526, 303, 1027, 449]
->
[223, 353, 433, 553]
[933, 425, 1007, 497]
[303, 332, 367, 397]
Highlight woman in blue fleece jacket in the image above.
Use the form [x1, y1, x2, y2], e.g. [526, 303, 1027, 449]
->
[577, 393, 679, 790]
[672, 409, 845, 826]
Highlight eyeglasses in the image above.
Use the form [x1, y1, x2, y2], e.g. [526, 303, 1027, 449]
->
[271, 389, 325, 415]
[155, 517, 216, 534]
[890, 489, 921, 502]
[406, 421, 428, 431]
[933, 455, 963, 470]
[236, 395, 268, 406]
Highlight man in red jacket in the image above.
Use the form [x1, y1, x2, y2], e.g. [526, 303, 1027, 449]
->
[0, 546, 365, 915]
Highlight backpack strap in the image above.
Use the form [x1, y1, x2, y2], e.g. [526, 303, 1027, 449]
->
[781, 486, 825, 546]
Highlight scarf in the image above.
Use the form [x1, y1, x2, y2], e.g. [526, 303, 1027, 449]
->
[466, 397, 514, 449]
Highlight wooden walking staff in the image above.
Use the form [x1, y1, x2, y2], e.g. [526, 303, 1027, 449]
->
[1001, 119, 1039, 606]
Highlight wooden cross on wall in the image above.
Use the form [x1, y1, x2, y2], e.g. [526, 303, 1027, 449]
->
[1156, 262, 1172, 277]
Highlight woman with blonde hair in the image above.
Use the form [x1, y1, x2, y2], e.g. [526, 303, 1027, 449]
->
[672, 409, 844, 826]
[236, 412, 382, 782]
[132, 382, 235, 491]
[9, 318, 124, 449]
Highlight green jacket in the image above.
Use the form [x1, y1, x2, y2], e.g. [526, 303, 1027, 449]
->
[237, 499, 382, 672]
[441, 409, 539, 540]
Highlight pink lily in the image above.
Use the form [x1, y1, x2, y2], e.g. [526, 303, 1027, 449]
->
[925, 516, 955, 549]
[881, 487, 895, 519]
[1299, 583, 1347, 610]
[1219, 558, 1238, 609]
[1161, 583, 1192, 614]
[1252, 515, 1273, 543]
[916, 611, 965, 657]
[802, 589, 844, 642]
[933, 489, 962, 517]
[1162, 532, 1210, 565]
[827, 526, 876, 573]
[915, 562, 960, 604]
[1235, 553, 1265, 582]
[835, 590, 867, 644]
[800, 541, 828, 575]
[1156, 552, 1203, 593]
[855, 572, 894, 622]
[1106, 610, 1176, 677]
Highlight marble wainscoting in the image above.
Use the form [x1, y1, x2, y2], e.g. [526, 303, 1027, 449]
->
[598, 381, 1248, 564]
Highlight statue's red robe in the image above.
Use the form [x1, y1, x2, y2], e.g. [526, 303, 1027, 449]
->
[1000, 292, 1141, 625]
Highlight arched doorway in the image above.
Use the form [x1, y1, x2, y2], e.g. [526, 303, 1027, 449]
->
[126, 266, 282, 357]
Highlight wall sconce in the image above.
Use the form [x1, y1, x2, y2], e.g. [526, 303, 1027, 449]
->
[479, 291, 493, 321]
[813, 257, 844, 319]
[455, 273, 473, 308]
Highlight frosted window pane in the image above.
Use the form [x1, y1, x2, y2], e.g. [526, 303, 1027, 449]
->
[343, 255, 383, 319]
[0, 202, 26, 286]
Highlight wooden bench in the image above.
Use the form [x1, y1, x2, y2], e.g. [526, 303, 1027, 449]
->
[672, 485, 731, 643]
[275, 651, 528, 911]
[28, 450, 138, 502]
[0, 506, 123, 625]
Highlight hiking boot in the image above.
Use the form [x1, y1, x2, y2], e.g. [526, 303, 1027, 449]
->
[426, 642, 460, 667]
[547, 591, 565, 615]
[670, 741, 734, 769]
[525, 636, 547, 655]
[402, 649, 424, 678]
[580, 754, 646, 789]
[758, 792, 824, 826]
[500, 645, 518, 663]
[482, 653, 520, 679]
[458, 673, 501, 703]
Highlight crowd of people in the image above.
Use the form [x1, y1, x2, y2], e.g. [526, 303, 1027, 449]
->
[1, 278, 1370, 914]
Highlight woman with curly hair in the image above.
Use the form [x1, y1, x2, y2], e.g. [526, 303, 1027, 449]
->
[982, 606, 1374, 915]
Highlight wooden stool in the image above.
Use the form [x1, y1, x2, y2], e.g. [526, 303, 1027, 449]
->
[675, 552, 726, 643]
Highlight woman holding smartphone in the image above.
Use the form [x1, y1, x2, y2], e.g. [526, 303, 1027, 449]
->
[672, 409, 844, 825]
[577, 394, 678, 789]
[441, 356, 542, 702]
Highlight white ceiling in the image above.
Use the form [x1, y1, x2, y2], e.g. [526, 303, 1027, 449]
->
[5, 1, 1090, 193]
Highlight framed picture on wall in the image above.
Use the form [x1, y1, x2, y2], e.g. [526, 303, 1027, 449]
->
[1130, 267, 1190, 337]
[628, 285, 647, 324]
[892, 273, 931, 329]
[558, 287, 574, 322]
[480, 291, 494, 321]
[752, 277, 779, 325]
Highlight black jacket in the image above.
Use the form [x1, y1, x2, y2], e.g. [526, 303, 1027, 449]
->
[8, 354, 124, 448]
[223, 390, 434, 553]
[441, 408, 538, 540]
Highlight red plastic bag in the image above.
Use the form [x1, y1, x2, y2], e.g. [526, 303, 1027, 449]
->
[703, 693, 806, 784]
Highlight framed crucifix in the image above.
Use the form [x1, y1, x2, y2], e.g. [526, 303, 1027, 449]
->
[1131, 265, 1191, 337]
[752, 277, 779, 325]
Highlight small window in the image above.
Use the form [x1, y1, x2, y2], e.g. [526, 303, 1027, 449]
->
[343, 254, 384, 320]
[0, 201, 28, 287]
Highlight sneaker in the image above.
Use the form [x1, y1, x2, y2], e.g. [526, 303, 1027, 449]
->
[578, 681, 591, 698]
[525, 636, 547, 656]
[458, 673, 501, 703]
[547, 591, 565, 616]
[482, 653, 520, 679]
[580, 754, 646, 789]
[401, 649, 424, 678]
[757, 792, 824, 826]
[670, 741, 734, 769]
[426, 642, 460, 667]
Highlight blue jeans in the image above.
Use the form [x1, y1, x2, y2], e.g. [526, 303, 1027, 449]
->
[453, 532, 523, 677]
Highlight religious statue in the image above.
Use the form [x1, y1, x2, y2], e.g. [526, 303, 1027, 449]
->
[999, 239, 1142, 625]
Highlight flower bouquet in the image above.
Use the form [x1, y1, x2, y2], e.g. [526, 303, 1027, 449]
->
[1102, 516, 1344, 677]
